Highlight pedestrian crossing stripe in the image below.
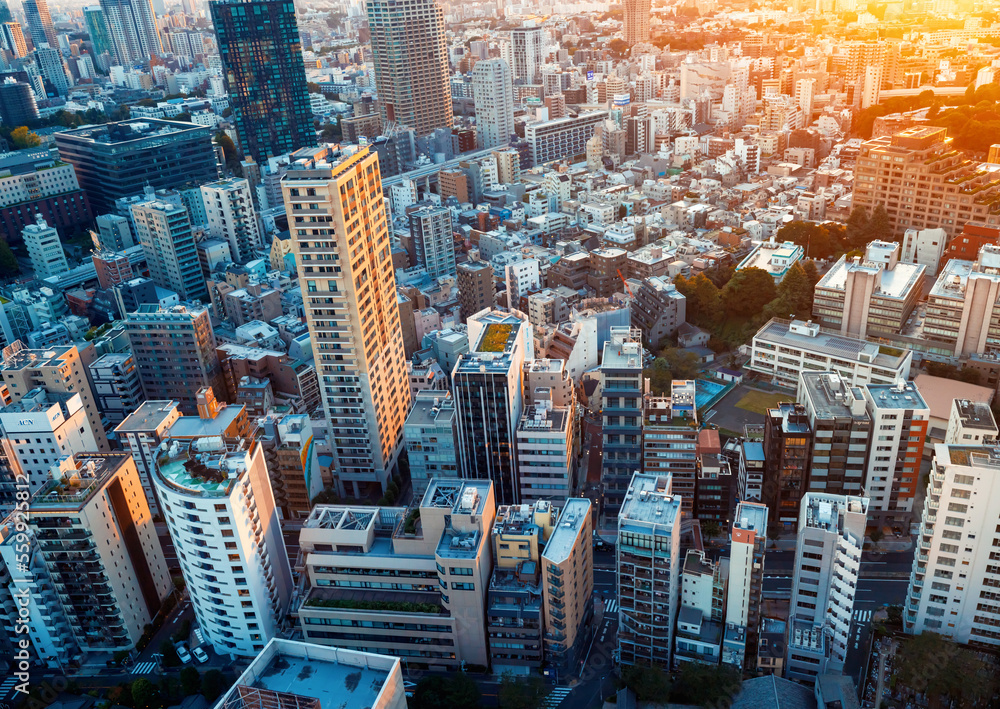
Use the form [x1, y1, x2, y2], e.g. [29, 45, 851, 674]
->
[540, 687, 573, 708]
[852, 610, 872, 623]
[605, 600, 618, 614]
[131, 661, 158, 675]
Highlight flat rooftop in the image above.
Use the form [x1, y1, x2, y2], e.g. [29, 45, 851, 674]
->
[733, 502, 768, 535]
[1, 344, 74, 371]
[755, 319, 908, 368]
[619, 473, 681, 531]
[31, 454, 129, 510]
[155, 437, 251, 497]
[865, 381, 928, 411]
[601, 338, 643, 369]
[168, 405, 246, 438]
[799, 372, 868, 421]
[115, 400, 179, 433]
[58, 119, 208, 145]
[817, 254, 924, 300]
[405, 391, 455, 427]
[517, 403, 569, 433]
[953, 399, 998, 431]
[542, 498, 590, 564]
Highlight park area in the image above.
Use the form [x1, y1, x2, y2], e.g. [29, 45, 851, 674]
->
[733, 389, 790, 415]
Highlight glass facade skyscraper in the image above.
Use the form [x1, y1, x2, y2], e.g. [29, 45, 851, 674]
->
[83, 6, 114, 60]
[210, 0, 315, 163]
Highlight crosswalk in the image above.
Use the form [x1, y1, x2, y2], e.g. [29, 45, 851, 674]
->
[540, 687, 573, 709]
[853, 609, 872, 623]
[131, 661, 158, 675]
[0, 676, 19, 699]
[605, 599, 618, 614]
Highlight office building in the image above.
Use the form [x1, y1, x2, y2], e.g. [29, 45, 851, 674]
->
[642, 382, 698, 514]
[201, 178, 263, 263]
[154, 434, 293, 657]
[516, 393, 574, 502]
[457, 260, 494, 319]
[98, 0, 161, 63]
[541, 498, 593, 672]
[905, 445, 1000, 649]
[453, 310, 530, 505]
[616, 473, 682, 668]
[55, 120, 217, 214]
[525, 111, 607, 167]
[114, 400, 181, 515]
[600, 328, 644, 521]
[0, 77, 36, 129]
[813, 241, 925, 338]
[797, 372, 871, 498]
[404, 390, 459, 499]
[366, 0, 451, 136]
[211, 0, 314, 162]
[509, 27, 543, 84]
[945, 399, 998, 446]
[23, 0, 56, 48]
[623, 0, 651, 45]
[763, 402, 812, 532]
[861, 381, 928, 523]
[131, 196, 206, 301]
[283, 146, 410, 497]
[748, 318, 913, 391]
[21, 214, 69, 278]
[0, 389, 97, 511]
[214, 639, 407, 709]
[2, 453, 170, 665]
[0, 22, 25, 57]
[33, 46, 69, 96]
[88, 352, 143, 427]
[472, 59, 515, 150]
[724, 502, 768, 672]
[925, 244, 1000, 358]
[785, 493, 866, 683]
[0, 148, 90, 240]
[83, 7, 113, 58]
[95, 213, 134, 250]
[1, 343, 109, 451]
[408, 202, 456, 280]
[296, 479, 494, 670]
[124, 304, 225, 414]
[852, 126, 1000, 239]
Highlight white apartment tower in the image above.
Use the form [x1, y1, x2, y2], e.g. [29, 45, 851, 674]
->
[509, 27, 543, 84]
[785, 493, 867, 683]
[22, 214, 69, 278]
[201, 178, 263, 263]
[282, 145, 410, 498]
[472, 59, 515, 150]
[725, 501, 768, 672]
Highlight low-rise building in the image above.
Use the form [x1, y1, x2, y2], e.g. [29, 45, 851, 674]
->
[735, 239, 803, 283]
[631, 276, 686, 346]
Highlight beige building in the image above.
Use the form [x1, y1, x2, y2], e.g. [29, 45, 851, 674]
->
[926, 244, 1000, 357]
[283, 146, 410, 497]
[115, 400, 181, 515]
[623, 0, 651, 46]
[296, 479, 495, 670]
[0, 342, 109, 451]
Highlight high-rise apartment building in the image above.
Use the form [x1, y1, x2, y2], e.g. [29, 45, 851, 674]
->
[763, 402, 812, 532]
[623, 0, 651, 45]
[0, 453, 170, 666]
[211, 0, 314, 162]
[23, 0, 56, 48]
[905, 445, 1000, 649]
[407, 202, 455, 280]
[154, 434, 293, 657]
[295, 479, 494, 670]
[1, 22, 27, 57]
[258, 412, 322, 519]
[852, 126, 1000, 239]
[114, 400, 181, 514]
[541, 498, 593, 671]
[404, 390, 459, 499]
[22, 214, 69, 278]
[473, 59, 515, 150]
[124, 304, 225, 414]
[861, 381, 928, 524]
[600, 327, 644, 522]
[785, 493, 866, 683]
[88, 352, 143, 426]
[516, 393, 574, 502]
[201, 178, 263, 263]
[509, 27, 543, 84]
[452, 310, 530, 505]
[925, 244, 1000, 358]
[456, 260, 495, 319]
[98, 0, 161, 63]
[725, 502, 768, 673]
[945, 399, 997, 446]
[33, 46, 69, 96]
[282, 146, 410, 497]
[616, 473, 682, 668]
[642, 382, 699, 514]
[366, 0, 451, 135]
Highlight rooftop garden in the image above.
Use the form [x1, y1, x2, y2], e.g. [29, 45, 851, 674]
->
[479, 323, 514, 352]
[305, 598, 443, 614]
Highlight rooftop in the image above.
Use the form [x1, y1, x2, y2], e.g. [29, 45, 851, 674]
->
[542, 498, 590, 564]
[154, 437, 253, 498]
[733, 502, 768, 536]
[31, 454, 129, 510]
[865, 380, 928, 412]
[405, 391, 455, 427]
[619, 473, 681, 531]
[755, 319, 908, 368]
[115, 400, 179, 433]
[803, 493, 868, 533]
[799, 372, 869, 421]
[817, 253, 924, 300]
[168, 405, 246, 439]
[953, 399, 998, 432]
[517, 403, 569, 433]
[1, 342, 75, 371]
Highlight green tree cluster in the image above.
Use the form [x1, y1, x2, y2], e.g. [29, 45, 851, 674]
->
[895, 632, 999, 705]
[409, 674, 481, 709]
[498, 671, 547, 709]
[644, 349, 702, 396]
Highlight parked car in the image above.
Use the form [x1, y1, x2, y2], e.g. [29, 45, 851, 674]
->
[175, 643, 192, 664]
[192, 647, 209, 664]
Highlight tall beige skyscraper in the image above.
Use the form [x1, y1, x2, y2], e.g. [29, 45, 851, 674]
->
[282, 145, 410, 497]
[623, 0, 651, 45]
[366, 0, 451, 135]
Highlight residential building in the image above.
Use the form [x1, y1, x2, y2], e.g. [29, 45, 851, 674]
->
[0, 149, 91, 241]
[452, 310, 530, 505]
[22, 214, 69, 278]
[83, 6, 112, 58]
[674, 550, 727, 666]
[22, 0, 56, 48]
[124, 303, 225, 415]
[95, 213, 134, 250]
[55, 120, 217, 214]
[901, 227, 947, 276]
[813, 241, 925, 338]
[131, 196, 207, 301]
[941, 222, 999, 267]
[541, 498, 593, 673]
[258, 413, 322, 519]
[642, 382, 699, 514]
[505, 259, 540, 310]
[516, 394, 574, 502]
[1, 453, 170, 665]
[509, 27, 543, 84]
[295, 479, 494, 670]
[366, 0, 451, 136]
[763, 402, 812, 532]
[623, 0, 651, 45]
[925, 244, 1000, 357]
[785, 493, 866, 683]
[861, 381, 929, 524]
[98, 0, 161, 63]
[945, 399, 998, 446]
[93, 250, 134, 289]
[631, 276, 686, 346]
[600, 328, 645, 521]
[88, 352, 143, 426]
[616, 473, 682, 668]
[114, 399, 181, 515]
[473, 59, 515, 150]
[283, 146, 410, 497]
[525, 111, 608, 167]
[211, 0, 315, 162]
[457, 260, 494, 319]
[0, 343, 109, 451]
[748, 318, 913, 391]
[724, 502, 768, 673]
[0, 23, 27, 58]
[213, 639, 407, 709]
[404, 390, 459, 499]
[797, 372, 871, 498]
[408, 202, 456, 280]
[202, 178, 263, 263]
[735, 239, 804, 284]
[153, 434, 293, 657]
[852, 126, 1000, 239]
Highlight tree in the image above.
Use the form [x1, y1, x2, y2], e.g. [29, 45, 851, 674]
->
[720, 267, 776, 318]
[10, 126, 40, 149]
[608, 38, 629, 56]
[160, 640, 180, 668]
[200, 670, 225, 702]
[0, 239, 18, 276]
[845, 205, 869, 248]
[498, 671, 547, 709]
[866, 203, 891, 242]
[620, 663, 671, 702]
[670, 663, 741, 707]
[180, 667, 201, 697]
[131, 679, 159, 709]
[801, 259, 820, 290]
[214, 131, 241, 173]
[702, 520, 722, 539]
[444, 673, 482, 709]
[773, 262, 814, 318]
[307, 81, 323, 94]
[674, 273, 721, 327]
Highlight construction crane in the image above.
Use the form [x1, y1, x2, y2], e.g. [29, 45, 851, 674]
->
[616, 269, 633, 299]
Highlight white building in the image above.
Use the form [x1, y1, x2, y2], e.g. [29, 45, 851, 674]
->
[472, 59, 515, 150]
[901, 227, 947, 276]
[945, 399, 998, 446]
[505, 258, 540, 309]
[154, 435, 293, 657]
[735, 239, 803, 283]
[785, 492, 867, 683]
[516, 395, 573, 502]
[22, 214, 69, 278]
[724, 501, 768, 672]
[201, 178, 263, 262]
[114, 400, 182, 516]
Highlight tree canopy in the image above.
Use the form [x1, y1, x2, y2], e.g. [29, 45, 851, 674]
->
[720, 267, 777, 318]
